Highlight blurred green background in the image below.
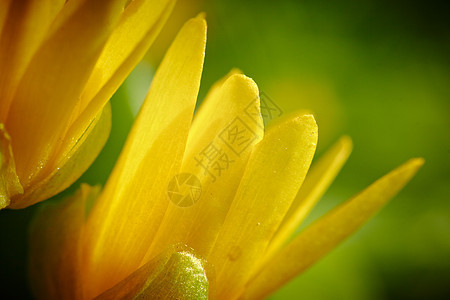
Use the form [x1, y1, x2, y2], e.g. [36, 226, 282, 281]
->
[1, 0, 449, 299]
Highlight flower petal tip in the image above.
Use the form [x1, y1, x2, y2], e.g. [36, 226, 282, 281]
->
[191, 13, 207, 28]
[229, 68, 243, 75]
[338, 135, 353, 152]
[196, 12, 207, 20]
[182, 14, 207, 52]
[400, 157, 425, 176]
[409, 157, 425, 167]
[292, 113, 318, 131]
[226, 73, 260, 95]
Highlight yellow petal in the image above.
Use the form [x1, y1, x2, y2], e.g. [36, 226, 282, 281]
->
[58, 0, 175, 161]
[8, 103, 111, 209]
[185, 68, 243, 150]
[262, 136, 352, 264]
[242, 158, 424, 300]
[209, 112, 318, 299]
[5, 0, 125, 188]
[95, 245, 211, 300]
[29, 184, 101, 300]
[82, 16, 206, 298]
[0, 124, 23, 209]
[142, 72, 263, 261]
[185, 67, 243, 147]
[0, 0, 65, 121]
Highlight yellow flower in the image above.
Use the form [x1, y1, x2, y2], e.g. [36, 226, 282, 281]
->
[0, 0, 175, 209]
[29, 16, 424, 299]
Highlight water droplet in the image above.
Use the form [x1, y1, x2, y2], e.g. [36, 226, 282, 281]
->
[227, 246, 242, 261]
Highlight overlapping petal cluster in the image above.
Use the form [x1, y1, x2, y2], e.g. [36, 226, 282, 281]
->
[29, 15, 423, 300]
[0, 0, 175, 209]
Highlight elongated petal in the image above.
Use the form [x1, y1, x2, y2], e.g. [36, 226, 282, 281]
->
[9, 103, 111, 209]
[185, 68, 242, 151]
[0, 0, 65, 121]
[209, 113, 318, 299]
[58, 0, 175, 160]
[262, 136, 352, 263]
[5, 0, 125, 188]
[0, 0, 12, 36]
[82, 16, 206, 298]
[29, 184, 100, 300]
[95, 245, 211, 300]
[142, 73, 263, 261]
[242, 158, 424, 300]
[0, 124, 23, 209]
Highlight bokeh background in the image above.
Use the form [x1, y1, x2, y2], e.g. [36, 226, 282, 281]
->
[1, 0, 449, 299]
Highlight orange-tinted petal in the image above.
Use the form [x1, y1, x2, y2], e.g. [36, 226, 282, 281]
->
[9, 103, 111, 209]
[5, 0, 125, 188]
[0, 0, 65, 121]
[29, 184, 100, 300]
[0, 124, 23, 209]
[58, 0, 175, 164]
